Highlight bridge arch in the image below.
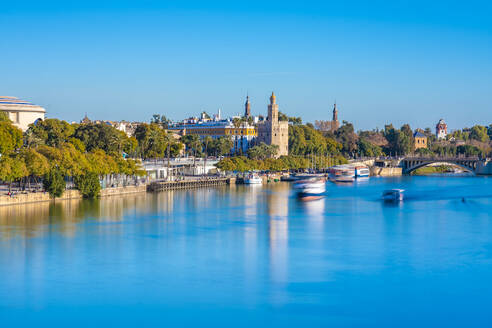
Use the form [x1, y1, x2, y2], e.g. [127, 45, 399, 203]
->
[404, 160, 475, 174]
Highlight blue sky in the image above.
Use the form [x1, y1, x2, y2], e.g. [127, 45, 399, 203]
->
[1, 0, 491, 130]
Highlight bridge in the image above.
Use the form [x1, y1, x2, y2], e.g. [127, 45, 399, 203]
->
[400, 156, 490, 174]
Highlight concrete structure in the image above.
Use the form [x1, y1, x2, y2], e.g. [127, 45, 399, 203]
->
[401, 156, 489, 174]
[256, 92, 289, 157]
[436, 119, 448, 140]
[0, 96, 46, 131]
[413, 131, 428, 150]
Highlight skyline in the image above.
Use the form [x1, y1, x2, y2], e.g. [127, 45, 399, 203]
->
[1, 1, 491, 131]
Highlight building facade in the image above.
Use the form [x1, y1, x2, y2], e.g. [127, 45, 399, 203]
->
[413, 131, 428, 150]
[256, 92, 289, 157]
[168, 120, 257, 154]
[436, 119, 447, 140]
[0, 96, 46, 131]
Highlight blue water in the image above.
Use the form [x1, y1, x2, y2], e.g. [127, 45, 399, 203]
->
[1, 176, 491, 327]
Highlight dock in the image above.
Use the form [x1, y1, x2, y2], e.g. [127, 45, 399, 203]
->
[147, 177, 234, 192]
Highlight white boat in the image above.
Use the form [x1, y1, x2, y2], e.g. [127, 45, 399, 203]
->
[355, 166, 370, 178]
[294, 178, 326, 200]
[244, 173, 263, 184]
[382, 189, 404, 201]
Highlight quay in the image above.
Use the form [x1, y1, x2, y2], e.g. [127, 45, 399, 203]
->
[147, 177, 234, 192]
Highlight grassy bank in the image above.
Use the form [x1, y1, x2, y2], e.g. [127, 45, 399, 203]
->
[412, 165, 453, 175]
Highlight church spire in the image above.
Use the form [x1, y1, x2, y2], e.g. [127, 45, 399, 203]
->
[244, 94, 251, 117]
[332, 102, 338, 122]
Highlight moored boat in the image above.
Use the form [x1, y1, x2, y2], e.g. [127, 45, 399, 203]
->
[355, 165, 370, 178]
[244, 173, 263, 184]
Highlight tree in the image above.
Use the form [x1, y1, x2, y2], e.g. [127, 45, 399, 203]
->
[358, 138, 383, 157]
[74, 123, 130, 153]
[0, 121, 23, 155]
[0, 111, 10, 122]
[247, 143, 279, 160]
[75, 172, 101, 199]
[469, 125, 489, 143]
[181, 134, 203, 157]
[43, 167, 65, 198]
[0, 155, 28, 192]
[21, 149, 50, 178]
[28, 119, 75, 147]
[335, 121, 358, 156]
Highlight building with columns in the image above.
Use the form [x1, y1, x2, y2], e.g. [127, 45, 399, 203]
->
[0, 96, 46, 131]
[256, 92, 289, 157]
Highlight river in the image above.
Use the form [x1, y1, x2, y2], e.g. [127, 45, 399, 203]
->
[1, 176, 491, 327]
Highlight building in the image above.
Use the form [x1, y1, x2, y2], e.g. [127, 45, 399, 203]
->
[413, 131, 427, 150]
[436, 119, 447, 140]
[168, 118, 257, 154]
[0, 96, 46, 131]
[314, 103, 340, 132]
[256, 92, 289, 157]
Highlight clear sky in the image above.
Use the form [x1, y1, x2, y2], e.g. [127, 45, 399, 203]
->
[1, 0, 491, 130]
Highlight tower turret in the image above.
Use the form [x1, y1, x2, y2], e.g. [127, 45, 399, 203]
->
[267, 92, 278, 122]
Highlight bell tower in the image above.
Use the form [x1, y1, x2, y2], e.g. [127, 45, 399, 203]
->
[267, 92, 278, 122]
[244, 95, 251, 117]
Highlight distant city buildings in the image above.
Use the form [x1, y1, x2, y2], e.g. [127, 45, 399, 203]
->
[168, 107, 258, 154]
[436, 119, 448, 140]
[0, 96, 45, 131]
[256, 92, 289, 157]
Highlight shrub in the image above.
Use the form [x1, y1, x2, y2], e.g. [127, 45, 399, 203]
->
[75, 172, 101, 199]
[43, 167, 65, 198]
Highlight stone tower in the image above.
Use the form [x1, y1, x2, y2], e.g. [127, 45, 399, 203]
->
[244, 95, 251, 117]
[257, 92, 289, 157]
[331, 102, 340, 131]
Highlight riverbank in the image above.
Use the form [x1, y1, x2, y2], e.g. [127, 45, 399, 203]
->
[0, 185, 146, 206]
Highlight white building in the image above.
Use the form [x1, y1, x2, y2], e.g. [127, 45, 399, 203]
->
[0, 96, 46, 131]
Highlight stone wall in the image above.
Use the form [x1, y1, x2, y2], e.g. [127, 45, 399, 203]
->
[370, 167, 403, 176]
[0, 185, 146, 207]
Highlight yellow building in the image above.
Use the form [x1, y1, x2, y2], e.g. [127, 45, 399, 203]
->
[414, 131, 428, 150]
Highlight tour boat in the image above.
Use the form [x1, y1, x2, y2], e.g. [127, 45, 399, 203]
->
[382, 189, 404, 202]
[355, 165, 370, 178]
[328, 166, 355, 183]
[244, 173, 263, 185]
[294, 178, 326, 200]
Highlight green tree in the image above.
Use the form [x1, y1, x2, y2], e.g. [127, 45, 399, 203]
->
[28, 119, 75, 147]
[358, 138, 383, 157]
[247, 143, 279, 160]
[74, 123, 130, 153]
[335, 121, 358, 156]
[75, 172, 101, 199]
[0, 121, 23, 155]
[469, 125, 489, 143]
[43, 167, 66, 198]
[0, 111, 10, 122]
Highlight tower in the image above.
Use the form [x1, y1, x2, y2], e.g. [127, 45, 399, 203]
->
[331, 102, 340, 131]
[244, 95, 251, 117]
[267, 92, 278, 122]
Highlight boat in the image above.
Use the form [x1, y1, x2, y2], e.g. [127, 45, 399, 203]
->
[244, 173, 263, 184]
[328, 166, 355, 183]
[382, 189, 404, 202]
[355, 165, 370, 178]
[294, 178, 326, 200]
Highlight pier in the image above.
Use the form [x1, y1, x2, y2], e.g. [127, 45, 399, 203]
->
[147, 177, 233, 192]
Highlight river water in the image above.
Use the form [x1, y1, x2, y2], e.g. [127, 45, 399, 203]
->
[1, 176, 491, 327]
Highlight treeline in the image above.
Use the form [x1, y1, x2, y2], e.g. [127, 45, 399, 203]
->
[216, 155, 347, 172]
[0, 114, 144, 199]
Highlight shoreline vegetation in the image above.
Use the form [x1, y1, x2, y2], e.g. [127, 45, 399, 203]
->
[1, 110, 491, 201]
